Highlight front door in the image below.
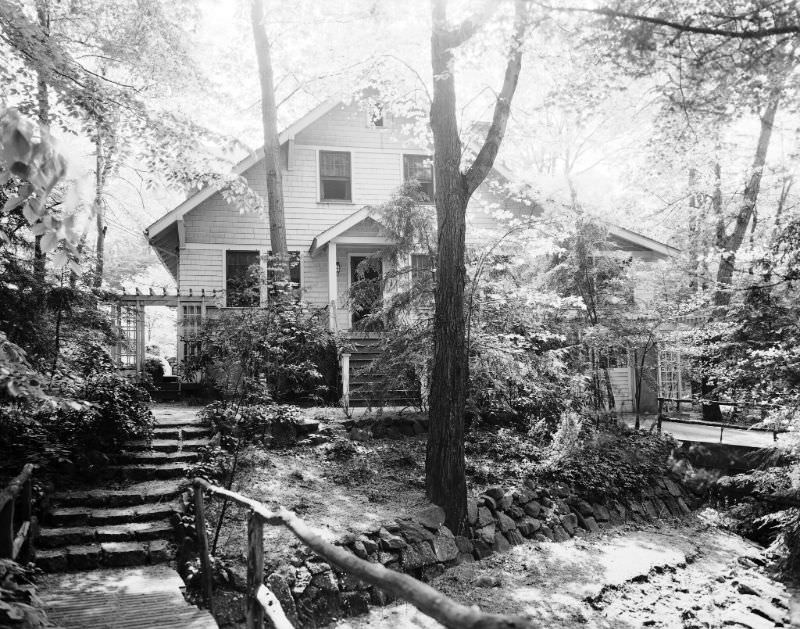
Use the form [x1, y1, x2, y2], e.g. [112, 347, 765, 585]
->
[350, 255, 382, 326]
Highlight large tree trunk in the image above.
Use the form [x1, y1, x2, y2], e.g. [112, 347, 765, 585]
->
[426, 0, 527, 533]
[427, 7, 470, 531]
[713, 92, 780, 307]
[251, 0, 288, 283]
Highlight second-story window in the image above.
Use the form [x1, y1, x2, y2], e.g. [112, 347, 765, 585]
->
[403, 154, 434, 201]
[320, 151, 351, 201]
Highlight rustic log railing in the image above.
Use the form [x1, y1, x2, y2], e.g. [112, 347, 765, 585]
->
[0, 464, 35, 561]
[656, 397, 789, 442]
[192, 477, 533, 629]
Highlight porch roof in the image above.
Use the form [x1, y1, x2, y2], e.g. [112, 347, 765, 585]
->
[309, 206, 396, 255]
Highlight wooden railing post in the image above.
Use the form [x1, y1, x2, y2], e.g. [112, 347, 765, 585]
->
[247, 512, 265, 629]
[657, 398, 663, 435]
[193, 482, 214, 613]
[0, 500, 13, 558]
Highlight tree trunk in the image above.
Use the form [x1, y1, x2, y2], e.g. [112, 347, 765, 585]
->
[713, 91, 780, 307]
[93, 132, 106, 288]
[251, 0, 288, 283]
[33, 0, 49, 300]
[426, 0, 527, 533]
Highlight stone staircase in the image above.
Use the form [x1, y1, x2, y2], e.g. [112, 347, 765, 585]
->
[35, 408, 211, 572]
[345, 334, 421, 408]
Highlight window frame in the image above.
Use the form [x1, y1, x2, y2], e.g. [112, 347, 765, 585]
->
[319, 150, 352, 202]
[224, 249, 262, 308]
[402, 154, 434, 201]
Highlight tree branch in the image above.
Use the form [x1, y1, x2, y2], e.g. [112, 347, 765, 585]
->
[439, 0, 500, 48]
[464, 0, 529, 196]
[534, 2, 800, 39]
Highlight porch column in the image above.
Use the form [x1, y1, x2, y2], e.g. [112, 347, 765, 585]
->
[328, 241, 337, 331]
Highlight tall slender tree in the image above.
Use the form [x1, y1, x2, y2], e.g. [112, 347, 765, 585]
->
[251, 0, 289, 282]
[426, 0, 529, 532]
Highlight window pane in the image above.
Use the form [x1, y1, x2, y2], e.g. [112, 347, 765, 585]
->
[403, 155, 434, 200]
[226, 250, 260, 307]
[320, 151, 350, 177]
[321, 179, 351, 201]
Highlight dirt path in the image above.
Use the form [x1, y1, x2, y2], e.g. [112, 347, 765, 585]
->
[336, 517, 796, 628]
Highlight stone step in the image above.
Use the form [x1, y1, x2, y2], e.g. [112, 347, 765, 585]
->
[111, 463, 190, 481]
[38, 520, 174, 548]
[120, 451, 199, 464]
[125, 438, 209, 452]
[153, 426, 211, 440]
[49, 502, 178, 527]
[35, 539, 172, 572]
[54, 480, 186, 508]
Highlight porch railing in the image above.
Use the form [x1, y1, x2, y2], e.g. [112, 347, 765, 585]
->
[191, 477, 533, 629]
[656, 397, 789, 442]
[0, 464, 35, 561]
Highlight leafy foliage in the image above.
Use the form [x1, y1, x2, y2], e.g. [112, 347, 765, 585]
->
[184, 298, 336, 405]
[200, 401, 306, 450]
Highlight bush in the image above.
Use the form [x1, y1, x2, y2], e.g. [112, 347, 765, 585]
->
[538, 425, 677, 501]
[0, 559, 52, 629]
[200, 402, 305, 449]
[143, 357, 164, 383]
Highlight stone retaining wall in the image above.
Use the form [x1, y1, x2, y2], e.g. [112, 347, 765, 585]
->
[187, 474, 696, 627]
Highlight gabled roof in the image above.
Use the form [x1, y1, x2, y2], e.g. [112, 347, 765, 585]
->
[309, 206, 380, 255]
[144, 99, 341, 240]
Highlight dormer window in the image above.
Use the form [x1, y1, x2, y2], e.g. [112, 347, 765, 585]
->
[403, 154, 434, 201]
[368, 102, 384, 128]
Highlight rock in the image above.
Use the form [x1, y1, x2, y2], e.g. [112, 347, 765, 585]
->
[397, 519, 435, 543]
[497, 512, 517, 533]
[611, 500, 628, 520]
[484, 486, 505, 502]
[467, 498, 479, 525]
[416, 505, 446, 530]
[361, 537, 379, 554]
[499, 491, 514, 510]
[351, 540, 368, 559]
[479, 495, 497, 512]
[66, 544, 102, 570]
[292, 566, 313, 596]
[378, 528, 407, 550]
[456, 552, 475, 564]
[454, 536, 473, 554]
[474, 574, 502, 588]
[341, 591, 370, 616]
[653, 498, 670, 518]
[552, 482, 571, 498]
[577, 514, 600, 533]
[267, 573, 298, 626]
[560, 513, 578, 535]
[517, 517, 541, 537]
[477, 506, 494, 528]
[533, 533, 551, 543]
[349, 427, 370, 441]
[676, 497, 692, 515]
[540, 526, 554, 541]
[506, 529, 525, 545]
[477, 523, 496, 545]
[492, 532, 511, 553]
[552, 525, 571, 542]
[473, 539, 493, 559]
[556, 500, 571, 515]
[643, 500, 658, 519]
[147, 539, 171, 563]
[738, 582, 760, 596]
[664, 478, 683, 497]
[378, 551, 399, 565]
[592, 503, 610, 522]
[574, 500, 594, 517]
[524, 501, 542, 518]
[339, 572, 369, 591]
[433, 531, 459, 563]
[507, 505, 525, 519]
[517, 489, 536, 504]
[421, 563, 445, 582]
[369, 587, 393, 606]
[400, 541, 438, 570]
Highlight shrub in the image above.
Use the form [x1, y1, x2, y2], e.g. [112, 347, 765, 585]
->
[537, 425, 677, 501]
[200, 402, 305, 450]
[0, 559, 51, 629]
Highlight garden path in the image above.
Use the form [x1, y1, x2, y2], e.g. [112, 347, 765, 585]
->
[37, 405, 216, 628]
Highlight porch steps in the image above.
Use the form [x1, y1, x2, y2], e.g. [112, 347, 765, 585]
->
[344, 334, 421, 408]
